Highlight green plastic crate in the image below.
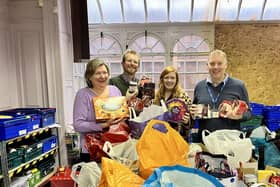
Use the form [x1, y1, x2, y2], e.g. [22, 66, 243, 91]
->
[8, 156, 22, 169]
[22, 142, 43, 162]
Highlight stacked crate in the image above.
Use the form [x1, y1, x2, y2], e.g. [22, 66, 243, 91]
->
[263, 106, 280, 131]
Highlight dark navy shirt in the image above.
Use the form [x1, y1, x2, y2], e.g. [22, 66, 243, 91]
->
[193, 76, 252, 140]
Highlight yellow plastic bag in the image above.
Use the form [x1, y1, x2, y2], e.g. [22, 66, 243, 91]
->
[98, 157, 144, 187]
[137, 119, 189, 179]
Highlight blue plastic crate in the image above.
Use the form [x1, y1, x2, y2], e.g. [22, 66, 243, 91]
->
[42, 135, 57, 153]
[250, 102, 265, 116]
[0, 114, 30, 140]
[252, 108, 264, 116]
[263, 106, 280, 120]
[266, 120, 280, 131]
[5, 108, 56, 127]
[250, 102, 265, 108]
[0, 110, 41, 132]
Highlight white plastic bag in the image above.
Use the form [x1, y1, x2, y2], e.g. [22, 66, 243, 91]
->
[202, 129, 253, 167]
[130, 102, 168, 122]
[103, 139, 138, 170]
[71, 161, 101, 187]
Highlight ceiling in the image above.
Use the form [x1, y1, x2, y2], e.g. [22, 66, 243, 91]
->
[87, 0, 280, 24]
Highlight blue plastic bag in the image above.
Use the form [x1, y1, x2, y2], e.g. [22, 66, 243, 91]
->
[142, 165, 224, 187]
[251, 137, 280, 168]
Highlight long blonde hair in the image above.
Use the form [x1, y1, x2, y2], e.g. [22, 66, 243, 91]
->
[154, 66, 184, 105]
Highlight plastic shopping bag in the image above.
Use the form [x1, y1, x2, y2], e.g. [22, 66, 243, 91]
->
[103, 139, 139, 172]
[202, 129, 253, 168]
[251, 137, 280, 169]
[98, 157, 144, 187]
[71, 161, 101, 187]
[128, 103, 168, 139]
[137, 119, 189, 179]
[142, 165, 224, 187]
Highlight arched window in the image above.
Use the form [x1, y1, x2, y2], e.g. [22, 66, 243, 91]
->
[129, 34, 166, 84]
[73, 34, 122, 94]
[89, 35, 123, 77]
[172, 35, 210, 98]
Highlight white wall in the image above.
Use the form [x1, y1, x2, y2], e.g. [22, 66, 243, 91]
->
[0, 0, 73, 166]
[0, 0, 20, 110]
[0, 0, 48, 110]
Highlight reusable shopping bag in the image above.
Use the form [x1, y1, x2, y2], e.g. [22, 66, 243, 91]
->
[137, 119, 189, 179]
[98, 157, 144, 187]
[202, 129, 253, 167]
[103, 139, 139, 171]
[142, 165, 224, 187]
[128, 103, 168, 139]
[71, 161, 101, 187]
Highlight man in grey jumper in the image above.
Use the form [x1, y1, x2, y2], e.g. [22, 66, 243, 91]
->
[190, 49, 252, 141]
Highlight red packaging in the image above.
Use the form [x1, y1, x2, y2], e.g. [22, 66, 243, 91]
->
[101, 122, 130, 143]
[219, 100, 248, 116]
[218, 100, 232, 116]
[269, 175, 280, 186]
[85, 133, 107, 162]
[50, 167, 75, 187]
[232, 100, 248, 115]
[127, 96, 144, 113]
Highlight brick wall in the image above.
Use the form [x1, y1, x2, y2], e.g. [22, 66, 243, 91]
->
[215, 23, 280, 105]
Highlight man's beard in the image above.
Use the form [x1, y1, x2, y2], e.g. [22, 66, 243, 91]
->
[125, 69, 137, 75]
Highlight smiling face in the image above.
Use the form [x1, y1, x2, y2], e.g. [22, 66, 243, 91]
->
[90, 65, 109, 89]
[163, 72, 177, 91]
[122, 53, 139, 76]
[208, 53, 227, 84]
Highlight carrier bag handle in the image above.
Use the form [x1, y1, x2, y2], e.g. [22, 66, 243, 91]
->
[71, 162, 85, 183]
[129, 107, 137, 119]
[202, 129, 211, 139]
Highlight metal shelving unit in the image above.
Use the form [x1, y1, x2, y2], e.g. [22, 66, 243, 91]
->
[0, 125, 60, 187]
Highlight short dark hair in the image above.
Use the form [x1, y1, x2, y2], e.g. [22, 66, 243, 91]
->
[122, 49, 140, 64]
[84, 58, 110, 88]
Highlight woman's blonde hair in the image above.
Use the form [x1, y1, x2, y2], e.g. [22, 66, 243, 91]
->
[154, 66, 184, 105]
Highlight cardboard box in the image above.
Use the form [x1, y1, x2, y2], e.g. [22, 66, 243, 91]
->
[93, 96, 129, 122]
[242, 158, 258, 174]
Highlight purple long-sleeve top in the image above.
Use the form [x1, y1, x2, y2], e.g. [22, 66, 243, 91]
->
[73, 85, 122, 153]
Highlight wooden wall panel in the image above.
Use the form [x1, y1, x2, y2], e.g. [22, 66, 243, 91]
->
[215, 24, 280, 105]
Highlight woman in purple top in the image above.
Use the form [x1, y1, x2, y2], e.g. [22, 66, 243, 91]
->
[73, 58, 122, 162]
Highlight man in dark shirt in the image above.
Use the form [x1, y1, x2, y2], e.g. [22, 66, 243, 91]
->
[109, 49, 140, 96]
[190, 49, 252, 141]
